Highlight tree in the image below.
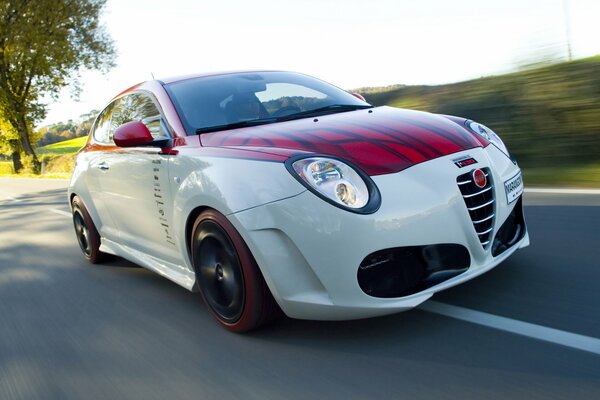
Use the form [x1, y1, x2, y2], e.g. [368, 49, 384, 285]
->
[0, 116, 21, 171]
[0, 0, 115, 173]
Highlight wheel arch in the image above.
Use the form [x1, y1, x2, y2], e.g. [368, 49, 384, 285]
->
[183, 205, 276, 303]
[184, 205, 212, 269]
[69, 192, 78, 206]
[186, 206, 282, 331]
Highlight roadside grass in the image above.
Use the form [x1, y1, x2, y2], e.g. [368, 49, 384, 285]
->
[0, 157, 72, 178]
[522, 164, 600, 188]
[0, 171, 72, 179]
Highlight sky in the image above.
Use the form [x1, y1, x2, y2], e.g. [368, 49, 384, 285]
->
[41, 0, 600, 127]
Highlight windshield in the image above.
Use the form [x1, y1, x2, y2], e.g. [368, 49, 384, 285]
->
[164, 71, 370, 135]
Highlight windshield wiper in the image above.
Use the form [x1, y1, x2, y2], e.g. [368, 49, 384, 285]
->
[195, 118, 278, 135]
[195, 104, 373, 134]
[276, 104, 373, 121]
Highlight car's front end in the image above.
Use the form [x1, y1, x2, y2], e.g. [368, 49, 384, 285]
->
[178, 97, 529, 320]
[225, 142, 527, 320]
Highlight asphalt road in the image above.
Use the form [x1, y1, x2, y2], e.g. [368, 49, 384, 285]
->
[1, 178, 599, 399]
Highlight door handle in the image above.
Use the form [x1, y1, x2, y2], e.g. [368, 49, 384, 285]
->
[97, 161, 109, 171]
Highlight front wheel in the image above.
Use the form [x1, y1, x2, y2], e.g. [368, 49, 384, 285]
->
[191, 210, 280, 332]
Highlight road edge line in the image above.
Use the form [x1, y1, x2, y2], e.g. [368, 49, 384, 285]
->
[420, 301, 600, 356]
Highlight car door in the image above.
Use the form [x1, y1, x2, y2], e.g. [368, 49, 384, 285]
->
[83, 102, 121, 241]
[97, 92, 181, 264]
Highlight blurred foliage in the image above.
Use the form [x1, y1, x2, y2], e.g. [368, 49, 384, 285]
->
[40, 153, 76, 174]
[18, 154, 39, 174]
[0, 160, 13, 174]
[0, 152, 75, 177]
[0, 0, 115, 173]
[0, 134, 83, 177]
[36, 111, 97, 147]
[523, 164, 600, 188]
[0, 117, 17, 154]
[359, 56, 600, 169]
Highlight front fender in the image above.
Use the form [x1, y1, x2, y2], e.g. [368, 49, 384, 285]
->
[169, 152, 306, 267]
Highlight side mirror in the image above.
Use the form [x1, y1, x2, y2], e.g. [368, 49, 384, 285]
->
[351, 92, 367, 102]
[114, 121, 154, 147]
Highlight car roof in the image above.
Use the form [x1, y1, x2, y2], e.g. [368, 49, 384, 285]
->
[114, 70, 289, 99]
[159, 70, 286, 85]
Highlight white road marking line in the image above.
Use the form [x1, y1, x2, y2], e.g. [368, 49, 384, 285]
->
[420, 301, 600, 356]
[525, 188, 600, 195]
[49, 209, 71, 218]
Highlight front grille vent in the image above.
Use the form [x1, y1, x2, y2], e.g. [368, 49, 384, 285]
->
[457, 168, 495, 248]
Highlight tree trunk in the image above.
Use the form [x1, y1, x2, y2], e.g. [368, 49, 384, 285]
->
[11, 151, 22, 173]
[15, 113, 41, 174]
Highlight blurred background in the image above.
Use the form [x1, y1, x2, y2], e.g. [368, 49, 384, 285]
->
[359, 57, 600, 186]
[1, 0, 599, 186]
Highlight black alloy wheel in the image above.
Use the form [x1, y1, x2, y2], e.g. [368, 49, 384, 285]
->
[191, 210, 281, 332]
[195, 219, 245, 322]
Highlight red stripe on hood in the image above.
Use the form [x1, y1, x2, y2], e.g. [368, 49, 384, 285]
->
[200, 106, 482, 175]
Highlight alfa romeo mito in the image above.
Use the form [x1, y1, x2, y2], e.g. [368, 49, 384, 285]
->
[69, 71, 528, 332]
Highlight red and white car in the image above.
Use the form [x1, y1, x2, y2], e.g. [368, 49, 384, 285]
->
[69, 71, 528, 332]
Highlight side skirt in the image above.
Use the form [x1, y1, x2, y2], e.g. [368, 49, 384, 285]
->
[100, 238, 197, 291]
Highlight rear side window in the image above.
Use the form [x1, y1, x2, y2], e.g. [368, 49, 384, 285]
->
[92, 92, 169, 144]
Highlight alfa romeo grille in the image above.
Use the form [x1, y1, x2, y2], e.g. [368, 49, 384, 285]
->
[456, 168, 495, 248]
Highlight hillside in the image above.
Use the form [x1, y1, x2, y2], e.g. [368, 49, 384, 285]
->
[357, 56, 600, 169]
[37, 136, 88, 155]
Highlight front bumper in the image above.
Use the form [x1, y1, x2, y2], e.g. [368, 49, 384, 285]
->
[229, 146, 529, 320]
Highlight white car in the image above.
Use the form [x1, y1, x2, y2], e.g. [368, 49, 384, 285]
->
[69, 71, 528, 332]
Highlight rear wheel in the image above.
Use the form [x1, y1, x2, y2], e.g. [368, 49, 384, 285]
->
[191, 209, 280, 332]
[72, 196, 105, 264]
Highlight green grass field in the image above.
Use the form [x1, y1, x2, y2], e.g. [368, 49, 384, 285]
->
[37, 136, 87, 155]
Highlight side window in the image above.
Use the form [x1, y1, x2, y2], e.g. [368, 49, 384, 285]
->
[92, 92, 169, 145]
[111, 93, 168, 139]
[93, 101, 117, 145]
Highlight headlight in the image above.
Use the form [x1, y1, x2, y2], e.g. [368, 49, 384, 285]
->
[286, 156, 380, 214]
[467, 121, 509, 156]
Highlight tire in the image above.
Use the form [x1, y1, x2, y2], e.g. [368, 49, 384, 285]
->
[71, 196, 105, 264]
[191, 209, 280, 332]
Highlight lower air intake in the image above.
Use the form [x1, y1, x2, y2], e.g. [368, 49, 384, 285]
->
[357, 244, 470, 298]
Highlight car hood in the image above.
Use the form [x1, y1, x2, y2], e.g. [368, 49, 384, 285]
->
[200, 106, 483, 175]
